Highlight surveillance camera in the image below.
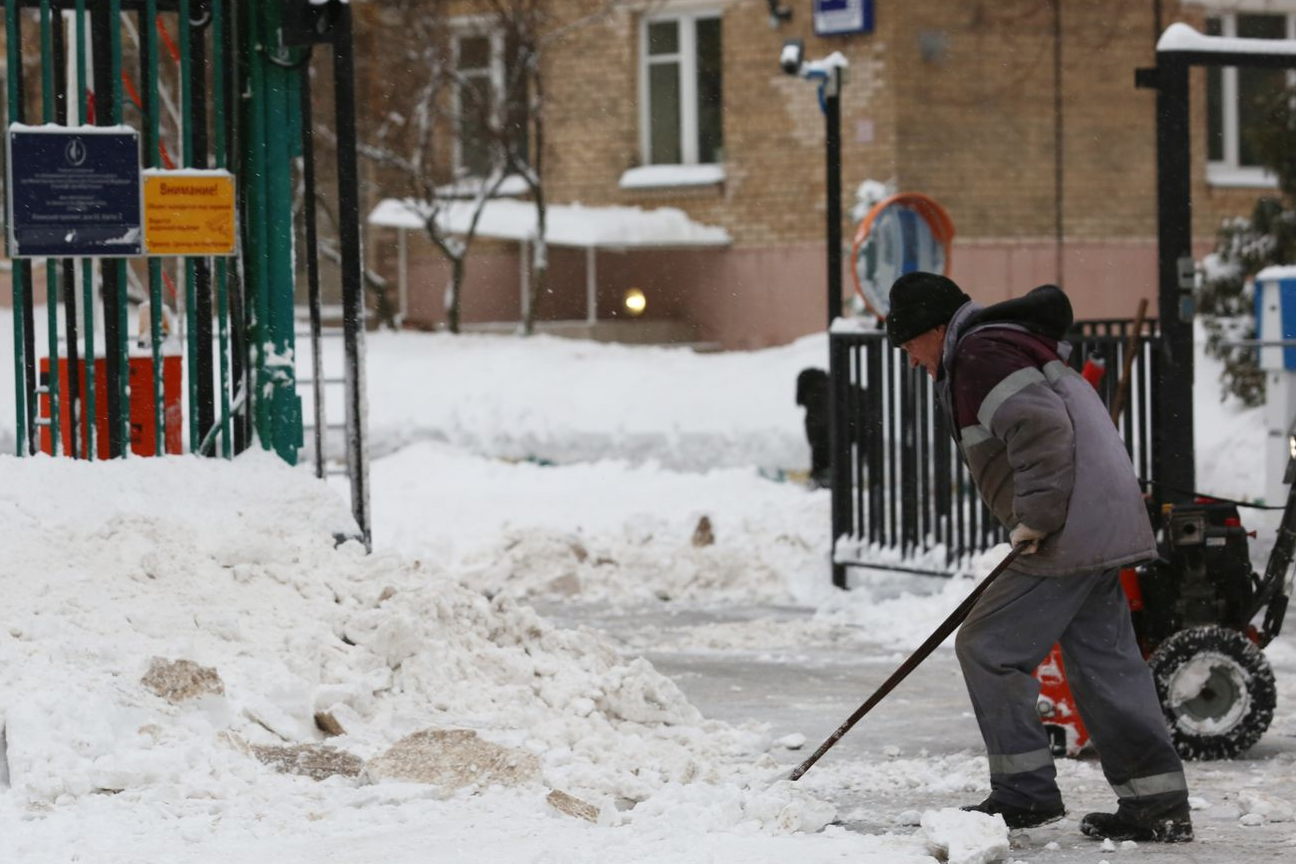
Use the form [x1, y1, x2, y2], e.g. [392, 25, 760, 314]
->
[766, 0, 793, 28]
[780, 39, 804, 76]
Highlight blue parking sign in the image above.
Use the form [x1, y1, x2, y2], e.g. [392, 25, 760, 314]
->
[814, 0, 873, 37]
[6, 124, 143, 258]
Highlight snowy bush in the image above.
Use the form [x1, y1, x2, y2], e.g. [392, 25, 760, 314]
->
[1198, 85, 1296, 406]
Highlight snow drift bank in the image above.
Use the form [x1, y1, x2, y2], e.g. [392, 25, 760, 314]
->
[371, 439, 833, 605]
[0, 453, 881, 858]
[360, 331, 826, 471]
[0, 453, 773, 807]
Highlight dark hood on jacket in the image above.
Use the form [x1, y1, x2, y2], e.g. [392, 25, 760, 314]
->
[961, 284, 1074, 341]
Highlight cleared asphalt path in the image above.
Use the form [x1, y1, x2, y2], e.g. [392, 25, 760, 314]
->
[542, 601, 1296, 864]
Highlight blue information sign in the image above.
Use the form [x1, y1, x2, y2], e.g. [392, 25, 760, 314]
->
[814, 0, 873, 37]
[6, 125, 143, 258]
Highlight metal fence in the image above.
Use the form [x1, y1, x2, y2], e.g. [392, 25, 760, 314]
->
[829, 318, 1161, 583]
[1, 0, 371, 544]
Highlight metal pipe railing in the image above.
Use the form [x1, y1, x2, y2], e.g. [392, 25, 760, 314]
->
[76, 0, 95, 459]
[6, 2, 28, 455]
[213, 0, 231, 458]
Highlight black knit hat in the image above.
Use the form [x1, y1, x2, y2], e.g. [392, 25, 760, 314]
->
[885, 272, 971, 347]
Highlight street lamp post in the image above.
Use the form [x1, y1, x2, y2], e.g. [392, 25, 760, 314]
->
[824, 68, 842, 329]
[782, 40, 847, 329]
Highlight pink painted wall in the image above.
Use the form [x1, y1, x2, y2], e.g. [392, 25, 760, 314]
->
[371, 228, 1198, 349]
[951, 240, 1158, 319]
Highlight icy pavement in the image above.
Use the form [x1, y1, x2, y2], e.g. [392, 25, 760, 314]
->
[539, 599, 1296, 863]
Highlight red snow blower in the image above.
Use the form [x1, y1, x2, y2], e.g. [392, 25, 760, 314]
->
[1034, 374, 1296, 760]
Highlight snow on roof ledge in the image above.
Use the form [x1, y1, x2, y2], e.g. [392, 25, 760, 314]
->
[619, 164, 726, 190]
[1158, 22, 1296, 55]
[1256, 265, 1296, 282]
[369, 198, 427, 230]
[368, 198, 731, 250]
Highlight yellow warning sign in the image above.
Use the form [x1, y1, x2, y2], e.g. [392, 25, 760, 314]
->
[143, 171, 237, 256]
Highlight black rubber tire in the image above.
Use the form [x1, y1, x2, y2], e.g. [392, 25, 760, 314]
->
[1149, 625, 1276, 760]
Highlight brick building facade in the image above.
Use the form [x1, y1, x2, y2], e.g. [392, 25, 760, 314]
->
[361, 0, 1296, 349]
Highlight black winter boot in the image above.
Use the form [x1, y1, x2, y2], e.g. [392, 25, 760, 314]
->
[1080, 805, 1193, 843]
[961, 797, 1066, 830]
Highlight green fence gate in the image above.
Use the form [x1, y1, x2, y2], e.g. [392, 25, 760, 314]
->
[1, 0, 370, 545]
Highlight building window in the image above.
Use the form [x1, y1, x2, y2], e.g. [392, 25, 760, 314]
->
[1205, 12, 1294, 187]
[452, 29, 529, 178]
[639, 11, 724, 166]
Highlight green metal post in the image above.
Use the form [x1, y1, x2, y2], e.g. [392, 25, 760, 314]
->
[213, 0, 231, 458]
[146, 0, 164, 454]
[179, 0, 199, 452]
[40, 0, 61, 455]
[5, 1, 26, 455]
[263, 8, 301, 464]
[76, 0, 94, 459]
[245, 0, 270, 449]
[240, 0, 301, 464]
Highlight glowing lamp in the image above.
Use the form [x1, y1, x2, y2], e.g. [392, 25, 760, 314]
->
[624, 288, 647, 316]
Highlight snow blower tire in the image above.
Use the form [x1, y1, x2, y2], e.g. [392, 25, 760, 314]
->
[1149, 625, 1276, 760]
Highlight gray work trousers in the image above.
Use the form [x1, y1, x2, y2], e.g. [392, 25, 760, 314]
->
[954, 565, 1189, 816]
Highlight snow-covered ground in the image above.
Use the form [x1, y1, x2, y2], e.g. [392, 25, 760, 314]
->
[1, 309, 1292, 863]
[359, 330, 825, 471]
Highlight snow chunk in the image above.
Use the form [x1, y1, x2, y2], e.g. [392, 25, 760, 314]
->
[1238, 789, 1295, 823]
[919, 808, 1009, 864]
[366, 728, 539, 791]
[626, 778, 836, 835]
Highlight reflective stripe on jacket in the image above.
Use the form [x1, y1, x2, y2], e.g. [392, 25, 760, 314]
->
[935, 299, 1157, 576]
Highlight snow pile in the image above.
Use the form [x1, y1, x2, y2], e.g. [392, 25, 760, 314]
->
[371, 440, 834, 606]
[0, 454, 830, 834]
[918, 808, 1009, 864]
[0, 453, 1008, 863]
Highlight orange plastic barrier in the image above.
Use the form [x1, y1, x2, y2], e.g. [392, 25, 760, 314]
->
[38, 356, 183, 458]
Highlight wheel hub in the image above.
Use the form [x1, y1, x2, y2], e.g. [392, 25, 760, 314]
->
[1169, 652, 1249, 733]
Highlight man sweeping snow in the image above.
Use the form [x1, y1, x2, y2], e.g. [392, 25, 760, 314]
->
[886, 272, 1193, 843]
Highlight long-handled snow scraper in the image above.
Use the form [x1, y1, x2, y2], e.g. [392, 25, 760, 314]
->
[788, 543, 1028, 782]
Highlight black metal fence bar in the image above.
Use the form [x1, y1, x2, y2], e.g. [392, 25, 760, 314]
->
[830, 319, 1162, 582]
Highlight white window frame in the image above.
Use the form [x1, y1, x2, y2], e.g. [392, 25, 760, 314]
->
[638, 9, 722, 167]
[1205, 11, 1294, 188]
[451, 24, 506, 178]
